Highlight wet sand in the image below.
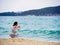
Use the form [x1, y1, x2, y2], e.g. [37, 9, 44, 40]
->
[0, 38, 60, 45]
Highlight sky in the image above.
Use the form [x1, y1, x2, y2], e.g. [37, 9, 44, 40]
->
[0, 0, 60, 12]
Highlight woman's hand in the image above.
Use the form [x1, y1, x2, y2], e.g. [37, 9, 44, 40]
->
[18, 26, 20, 30]
[18, 26, 20, 28]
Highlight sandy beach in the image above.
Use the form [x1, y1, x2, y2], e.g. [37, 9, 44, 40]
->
[0, 38, 60, 45]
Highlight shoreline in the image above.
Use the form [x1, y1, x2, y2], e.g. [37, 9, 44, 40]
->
[0, 37, 60, 42]
[0, 38, 60, 45]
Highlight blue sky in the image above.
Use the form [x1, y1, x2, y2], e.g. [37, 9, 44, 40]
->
[0, 0, 60, 12]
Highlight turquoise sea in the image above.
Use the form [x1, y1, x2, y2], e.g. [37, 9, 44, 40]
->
[0, 16, 60, 42]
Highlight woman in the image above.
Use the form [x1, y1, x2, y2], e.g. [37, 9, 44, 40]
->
[10, 21, 20, 38]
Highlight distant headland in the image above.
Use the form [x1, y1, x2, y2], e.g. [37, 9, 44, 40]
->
[0, 6, 60, 16]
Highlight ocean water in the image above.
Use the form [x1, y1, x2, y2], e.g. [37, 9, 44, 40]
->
[0, 16, 60, 42]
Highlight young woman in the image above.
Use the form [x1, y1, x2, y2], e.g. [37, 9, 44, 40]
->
[10, 21, 20, 38]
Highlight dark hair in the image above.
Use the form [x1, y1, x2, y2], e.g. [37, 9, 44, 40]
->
[13, 21, 18, 26]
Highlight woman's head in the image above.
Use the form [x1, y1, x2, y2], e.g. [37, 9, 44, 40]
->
[13, 21, 18, 26]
